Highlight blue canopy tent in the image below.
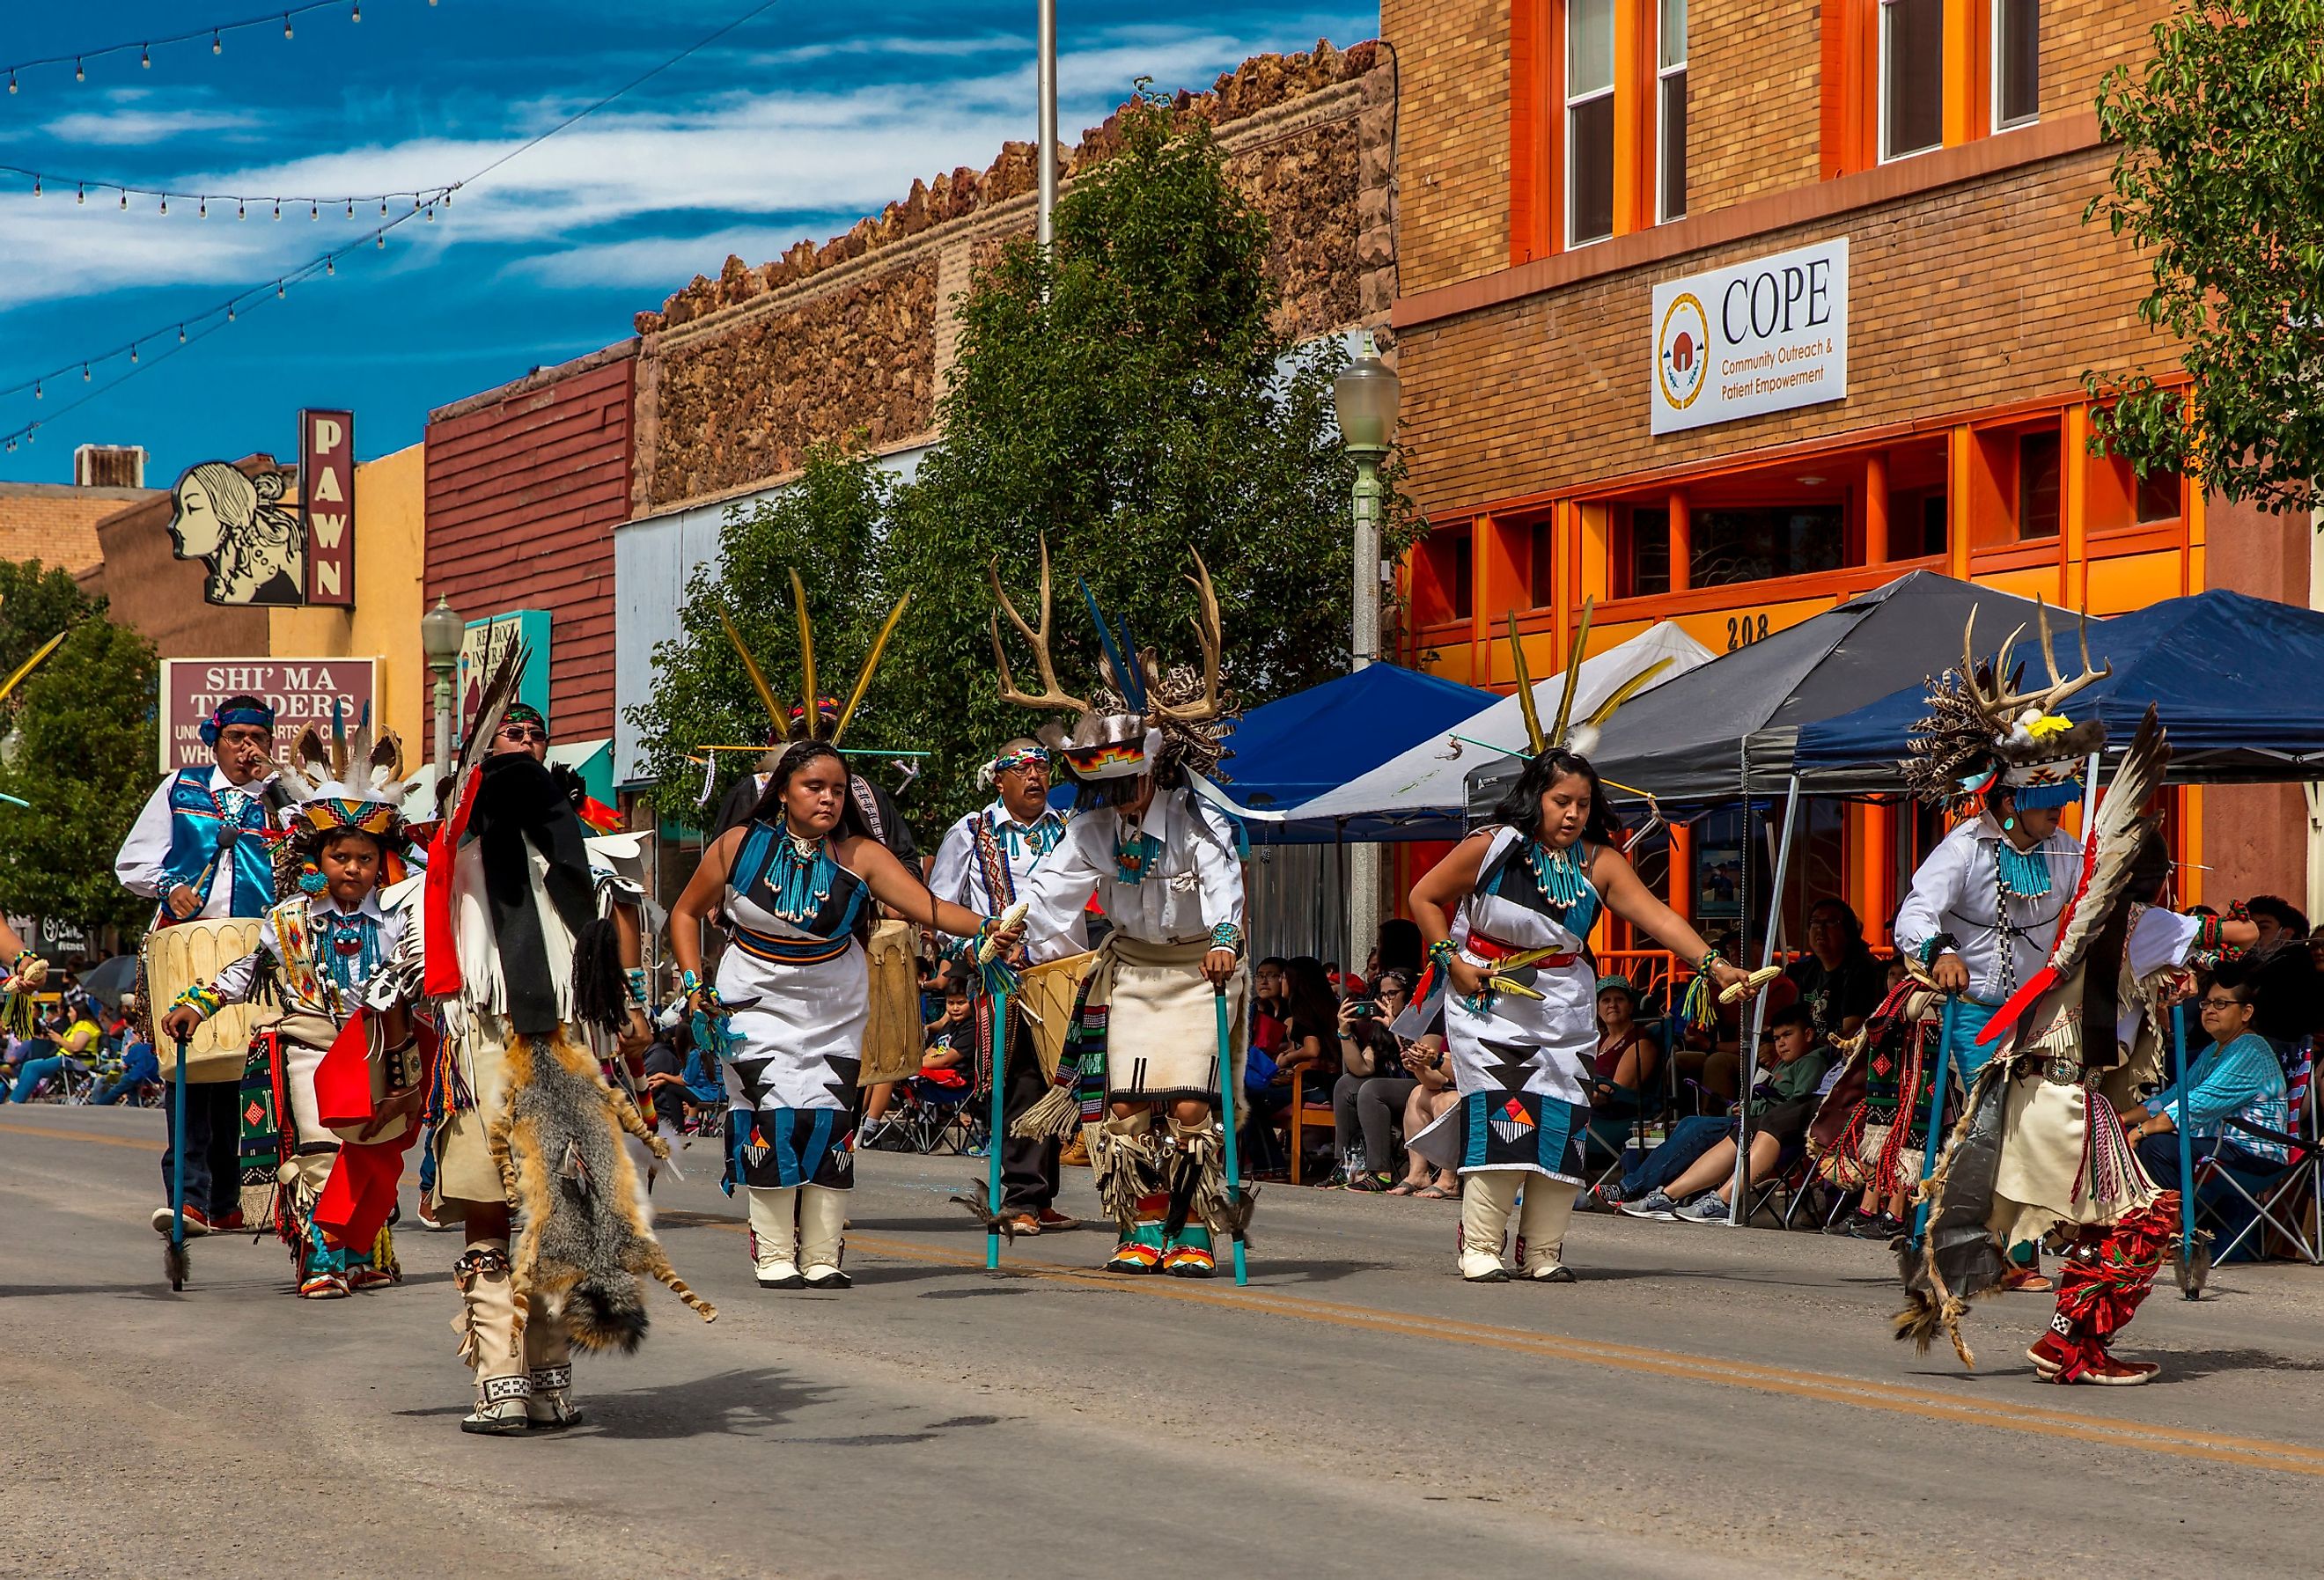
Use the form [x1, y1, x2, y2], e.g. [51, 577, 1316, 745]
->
[1209, 663, 1497, 843]
[1793, 590, 2324, 792]
[1042, 663, 1496, 841]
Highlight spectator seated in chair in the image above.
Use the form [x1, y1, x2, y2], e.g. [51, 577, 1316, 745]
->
[1585, 974, 1664, 1157]
[1329, 969, 1420, 1192]
[2122, 954, 2293, 1196]
[1386, 1028, 1461, 1198]
[1617, 1003, 1835, 1221]
[1787, 898, 1886, 1045]
[864, 976, 974, 1145]
[1243, 955, 1341, 1179]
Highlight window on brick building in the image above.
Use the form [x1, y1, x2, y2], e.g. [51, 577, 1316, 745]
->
[1691, 505, 1847, 589]
[1658, 0, 1688, 222]
[1567, 0, 1617, 246]
[2017, 431, 2061, 539]
[1621, 506, 1673, 599]
[1529, 518, 1557, 606]
[2135, 464, 2184, 524]
[1994, 0, 2040, 129]
[1879, 0, 1945, 161]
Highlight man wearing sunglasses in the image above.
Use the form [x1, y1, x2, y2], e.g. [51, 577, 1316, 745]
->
[929, 739, 1083, 1235]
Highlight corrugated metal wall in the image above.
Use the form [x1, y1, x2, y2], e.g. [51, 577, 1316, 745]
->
[424, 351, 635, 741]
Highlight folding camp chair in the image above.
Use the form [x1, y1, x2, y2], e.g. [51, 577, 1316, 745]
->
[2189, 1040, 2320, 1266]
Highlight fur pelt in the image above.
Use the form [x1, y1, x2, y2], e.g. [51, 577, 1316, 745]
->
[489, 1030, 716, 1351]
[1889, 1059, 2014, 1368]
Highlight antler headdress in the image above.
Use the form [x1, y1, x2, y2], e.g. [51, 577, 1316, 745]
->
[988, 538, 1235, 783]
[1904, 598, 2110, 811]
[1504, 597, 1671, 761]
[718, 570, 910, 748]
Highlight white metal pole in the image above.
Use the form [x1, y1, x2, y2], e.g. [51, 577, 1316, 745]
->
[1347, 451, 1383, 968]
[1727, 771, 1802, 1228]
[1035, 0, 1058, 250]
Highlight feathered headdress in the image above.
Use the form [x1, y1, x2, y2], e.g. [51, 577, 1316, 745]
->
[1504, 597, 1670, 761]
[718, 569, 909, 749]
[1905, 599, 2110, 812]
[987, 537, 1235, 783]
[275, 701, 411, 891]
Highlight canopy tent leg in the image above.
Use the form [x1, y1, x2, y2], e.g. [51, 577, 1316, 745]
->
[1728, 772, 1801, 1229]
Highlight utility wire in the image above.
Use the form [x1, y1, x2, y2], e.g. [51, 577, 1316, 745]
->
[0, 165, 457, 217]
[3, 1, 430, 96]
[0, 0, 787, 448]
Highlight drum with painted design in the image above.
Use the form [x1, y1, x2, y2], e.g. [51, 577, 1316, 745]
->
[857, 919, 923, 1087]
[140, 917, 282, 1084]
[1014, 951, 1095, 1082]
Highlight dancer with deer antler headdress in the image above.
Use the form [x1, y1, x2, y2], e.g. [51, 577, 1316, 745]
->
[667, 574, 1024, 1292]
[1406, 600, 1754, 1282]
[1888, 607, 2259, 1384]
[159, 706, 422, 1300]
[1876, 599, 2111, 1290]
[996, 540, 1253, 1278]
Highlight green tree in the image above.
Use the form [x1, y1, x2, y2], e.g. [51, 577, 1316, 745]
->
[0, 611, 159, 937]
[2084, 1, 2324, 512]
[0, 561, 94, 678]
[878, 91, 1423, 826]
[626, 447, 894, 827]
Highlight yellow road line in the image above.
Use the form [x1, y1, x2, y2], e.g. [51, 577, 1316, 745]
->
[18, 1114, 2320, 1478]
[822, 1231, 2324, 1480]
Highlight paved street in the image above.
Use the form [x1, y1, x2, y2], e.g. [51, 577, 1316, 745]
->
[2, 1102, 2319, 1580]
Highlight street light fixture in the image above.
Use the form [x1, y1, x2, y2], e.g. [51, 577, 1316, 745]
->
[419, 595, 464, 780]
[1333, 331, 1400, 671]
[1332, 330, 1401, 974]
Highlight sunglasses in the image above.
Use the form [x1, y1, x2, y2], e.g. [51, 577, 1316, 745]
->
[497, 724, 548, 743]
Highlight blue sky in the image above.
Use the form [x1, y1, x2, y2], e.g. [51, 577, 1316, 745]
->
[0, 0, 1377, 483]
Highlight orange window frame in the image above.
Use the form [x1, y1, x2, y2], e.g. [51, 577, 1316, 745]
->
[1511, 0, 1670, 265]
[1822, 0, 2011, 180]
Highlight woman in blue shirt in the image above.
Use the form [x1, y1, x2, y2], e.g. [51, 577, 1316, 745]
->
[2122, 965, 2291, 1187]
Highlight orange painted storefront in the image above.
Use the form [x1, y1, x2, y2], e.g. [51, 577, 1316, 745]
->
[1378, 0, 2308, 943]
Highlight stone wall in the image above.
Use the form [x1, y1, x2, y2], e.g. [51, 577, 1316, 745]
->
[629, 40, 1395, 517]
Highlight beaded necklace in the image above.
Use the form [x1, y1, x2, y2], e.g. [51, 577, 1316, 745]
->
[1114, 819, 1160, 885]
[316, 905, 382, 996]
[766, 819, 839, 925]
[1525, 837, 1590, 908]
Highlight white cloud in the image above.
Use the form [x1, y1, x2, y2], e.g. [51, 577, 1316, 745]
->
[0, 18, 1367, 312]
[41, 107, 264, 146]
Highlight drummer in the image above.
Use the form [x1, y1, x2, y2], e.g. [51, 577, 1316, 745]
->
[114, 694, 289, 1238]
[929, 739, 1084, 1238]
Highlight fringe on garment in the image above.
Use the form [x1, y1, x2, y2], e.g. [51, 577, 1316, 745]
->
[1011, 1082, 1081, 1143]
[568, 915, 629, 1035]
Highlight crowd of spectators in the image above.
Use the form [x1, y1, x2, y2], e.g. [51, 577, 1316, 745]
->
[1, 978, 157, 1106]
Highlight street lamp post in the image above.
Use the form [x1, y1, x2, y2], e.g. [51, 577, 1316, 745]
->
[1035, 0, 1058, 250]
[419, 596, 464, 782]
[1332, 332, 1401, 972]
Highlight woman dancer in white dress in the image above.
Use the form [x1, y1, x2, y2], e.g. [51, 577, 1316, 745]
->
[669, 740, 1016, 1289]
[1409, 747, 1753, 1282]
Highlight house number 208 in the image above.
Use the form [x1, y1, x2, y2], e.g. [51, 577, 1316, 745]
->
[1725, 614, 1771, 650]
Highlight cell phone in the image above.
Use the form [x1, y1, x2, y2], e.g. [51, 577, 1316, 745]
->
[1347, 1000, 1377, 1018]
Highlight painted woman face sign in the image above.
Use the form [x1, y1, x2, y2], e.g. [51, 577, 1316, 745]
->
[167, 460, 306, 606]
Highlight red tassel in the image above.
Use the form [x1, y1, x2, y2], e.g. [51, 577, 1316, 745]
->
[1977, 965, 2059, 1044]
[313, 1010, 376, 1129]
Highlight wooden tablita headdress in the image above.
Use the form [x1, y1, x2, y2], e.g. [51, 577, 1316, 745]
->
[718, 570, 910, 748]
[1504, 597, 1670, 761]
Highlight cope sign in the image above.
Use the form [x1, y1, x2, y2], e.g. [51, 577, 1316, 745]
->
[1651, 237, 1849, 436]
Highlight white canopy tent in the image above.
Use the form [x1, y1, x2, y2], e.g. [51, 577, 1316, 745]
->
[1233, 621, 1717, 839]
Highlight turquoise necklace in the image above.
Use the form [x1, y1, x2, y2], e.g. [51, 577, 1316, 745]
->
[1114, 819, 1160, 885]
[1526, 838, 1589, 908]
[1995, 836, 2053, 900]
[767, 820, 838, 924]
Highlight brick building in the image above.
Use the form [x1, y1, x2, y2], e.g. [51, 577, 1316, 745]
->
[1380, 0, 2312, 931]
[423, 345, 637, 751]
[2, 445, 158, 576]
[607, 40, 1396, 788]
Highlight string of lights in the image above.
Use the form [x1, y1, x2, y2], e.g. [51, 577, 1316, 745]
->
[0, 0, 786, 452]
[1, 165, 458, 218]
[3, 2, 438, 97]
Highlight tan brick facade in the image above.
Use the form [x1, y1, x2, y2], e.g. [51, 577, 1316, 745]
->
[1381, 0, 1510, 296]
[0, 484, 158, 574]
[1396, 136, 2143, 515]
[1685, 2, 1824, 217]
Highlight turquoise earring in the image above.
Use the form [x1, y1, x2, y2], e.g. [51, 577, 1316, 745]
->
[2003, 816, 2016, 832]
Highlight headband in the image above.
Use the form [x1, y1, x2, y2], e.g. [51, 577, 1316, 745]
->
[500, 703, 547, 732]
[978, 744, 1051, 790]
[200, 702, 275, 746]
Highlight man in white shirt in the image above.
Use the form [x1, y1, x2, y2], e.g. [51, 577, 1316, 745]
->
[114, 694, 286, 1234]
[929, 739, 1082, 1236]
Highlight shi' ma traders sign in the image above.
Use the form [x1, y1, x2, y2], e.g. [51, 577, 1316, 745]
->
[159, 658, 377, 774]
[1651, 237, 1848, 436]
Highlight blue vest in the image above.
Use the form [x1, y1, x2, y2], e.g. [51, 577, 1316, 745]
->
[158, 768, 276, 922]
